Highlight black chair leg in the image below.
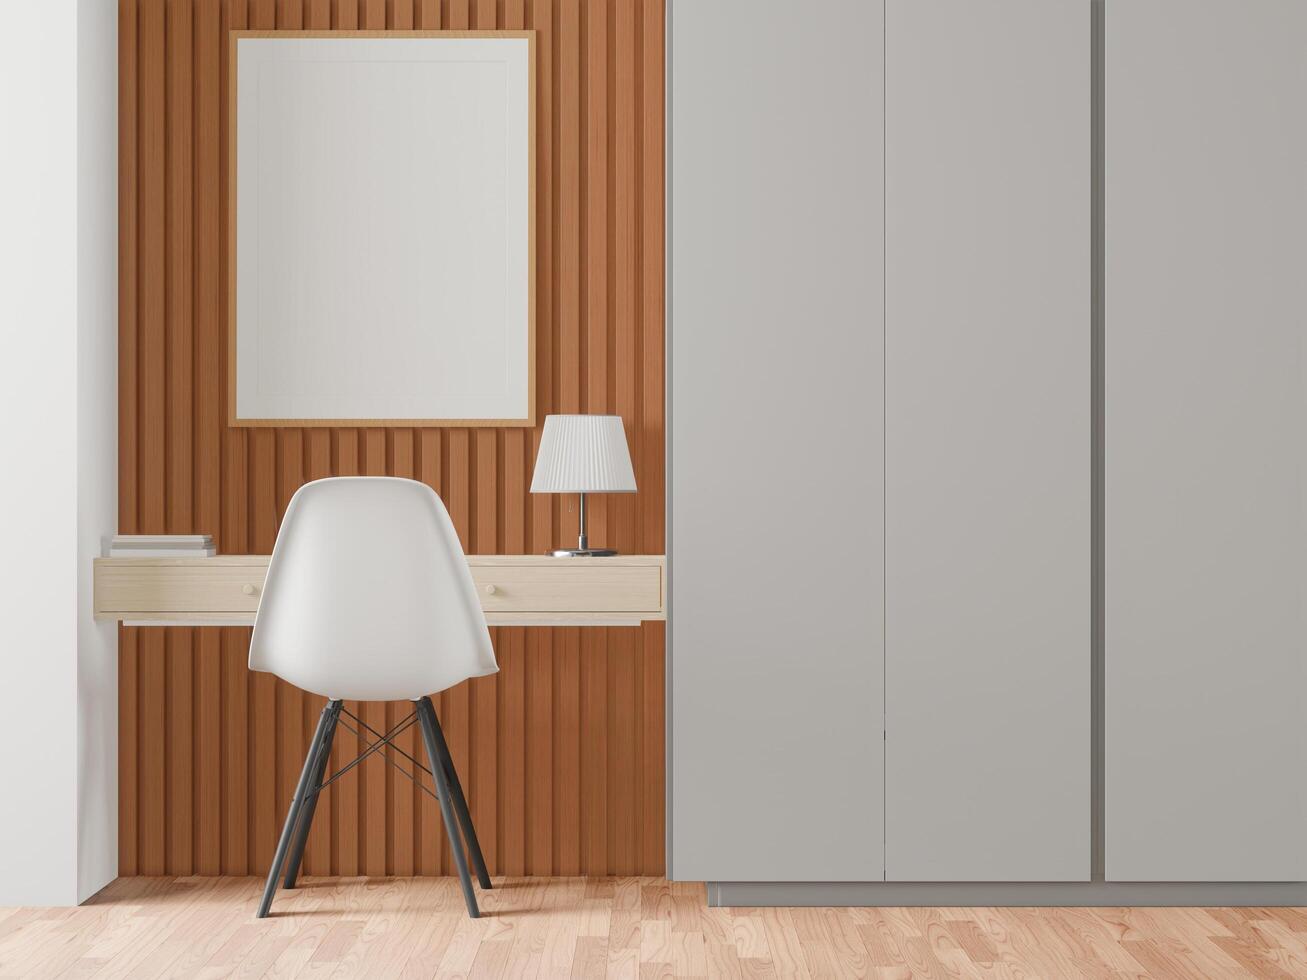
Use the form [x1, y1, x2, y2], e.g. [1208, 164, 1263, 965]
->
[416, 698, 481, 918]
[283, 700, 342, 889]
[258, 701, 339, 918]
[421, 697, 492, 889]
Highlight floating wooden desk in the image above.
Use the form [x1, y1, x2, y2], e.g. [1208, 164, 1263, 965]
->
[94, 554, 666, 628]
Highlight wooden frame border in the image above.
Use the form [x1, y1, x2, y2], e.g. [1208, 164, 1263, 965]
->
[225, 30, 538, 428]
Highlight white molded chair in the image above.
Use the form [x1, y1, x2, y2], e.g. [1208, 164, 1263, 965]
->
[249, 477, 498, 918]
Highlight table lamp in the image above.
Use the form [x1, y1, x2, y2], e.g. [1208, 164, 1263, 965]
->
[530, 414, 637, 556]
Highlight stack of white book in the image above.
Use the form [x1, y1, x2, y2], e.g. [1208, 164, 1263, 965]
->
[104, 534, 216, 558]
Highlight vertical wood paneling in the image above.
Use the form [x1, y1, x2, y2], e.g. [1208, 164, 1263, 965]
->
[582, 629, 608, 872]
[555, 629, 581, 874]
[500, 629, 526, 875]
[118, 0, 139, 536]
[222, 628, 249, 872]
[583, 0, 608, 550]
[448, 0, 469, 31]
[119, 630, 139, 875]
[640, 622, 665, 874]
[118, 0, 140, 878]
[196, 630, 222, 874]
[166, 629, 194, 874]
[531, 0, 556, 566]
[194, 0, 223, 880]
[525, 0, 560, 878]
[639, 0, 664, 560]
[164, 0, 195, 878]
[139, 0, 166, 535]
[634, 4, 662, 848]
[526, 629, 554, 874]
[118, 0, 665, 877]
[139, 630, 166, 874]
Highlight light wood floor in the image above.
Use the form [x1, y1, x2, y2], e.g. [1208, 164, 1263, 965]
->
[1, 877, 1305, 979]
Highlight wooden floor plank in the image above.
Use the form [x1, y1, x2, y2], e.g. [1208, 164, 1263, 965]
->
[3, 879, 1305, 979]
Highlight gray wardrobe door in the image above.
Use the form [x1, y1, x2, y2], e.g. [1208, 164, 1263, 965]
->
[884, 0, 1091, 882]
[1105, 0, 1307, 882]
[669, 0, 885, 881]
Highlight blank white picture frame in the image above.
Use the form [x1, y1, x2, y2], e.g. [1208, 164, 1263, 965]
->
[231, 32, 535, 426]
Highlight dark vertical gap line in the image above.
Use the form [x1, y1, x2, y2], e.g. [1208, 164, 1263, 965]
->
[498, 433, 506, 554]
[413, 426, 423, 487]
[551, 636, 560, 870]
[162, 0, 172, 537]
[246, 643, 255, 876]
[355, 694, 364, 873]
[577, 632, 585, 872]
[577, 635, 586, 871]
[137, 631, 146, 872]
[413, 700, 421, 878]
[192, 629, 199, 868]
[245, 431, 254, 553]
[191, 3, 201, 536]
[276, 431, 284, 532]
[633, 0, 645, 556]
[1091, 0, 1106, 884]
[162, 0, 174, 873]
[495, 635, 503, 872]
[634, 625, 645, 871]
[131, 0, 140, 860]
[440, 426, 450, 514]
[130, 0, 143, 858]
[658, 0, 669, 872]
[189, 0, 201, 867]
[881, 0, 888, 882]
[275, 673, 282, 877]
[606, 0, 616, 417]
[550, 0, 561, 545]
[518, 642, 528, 876]
[466, 668, 477, 851]
[218, 0, 229, 862]
[384, 701, 393, 875]
[523, 424, 533, 550]
[578, 0, 588, 414]
[135, 1, 145, 536]
[637, 0, 648, 872]
[219, 631, 227, 872]
[604, 630, 612, 872]
[468, 433, 478, 552]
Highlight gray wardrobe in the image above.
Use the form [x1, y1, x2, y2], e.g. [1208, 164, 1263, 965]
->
[669, 0, 1306, 902]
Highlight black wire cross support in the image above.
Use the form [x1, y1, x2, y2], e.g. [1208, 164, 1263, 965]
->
[314, 708, 440, 802]
[257, 696, 492, 921]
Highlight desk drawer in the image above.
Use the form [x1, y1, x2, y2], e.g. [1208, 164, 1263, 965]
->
[95, 563, 264, 613]
[469, 564, 661, 613]
[94, 556, 665, 622]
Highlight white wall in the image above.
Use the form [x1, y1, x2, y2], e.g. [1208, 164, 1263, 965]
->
[0, 0, 117, 907]
[77, 0, 120, 903]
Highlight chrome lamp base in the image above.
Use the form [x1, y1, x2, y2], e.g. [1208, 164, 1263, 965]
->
[547, 492, 620, 557]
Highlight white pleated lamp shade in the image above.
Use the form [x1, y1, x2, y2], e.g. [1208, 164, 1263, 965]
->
[530, 415, 637, 494]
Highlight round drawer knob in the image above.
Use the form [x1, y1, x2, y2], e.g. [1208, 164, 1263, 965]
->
[243, 584, 258, 596]
[484, 584, 498, 595]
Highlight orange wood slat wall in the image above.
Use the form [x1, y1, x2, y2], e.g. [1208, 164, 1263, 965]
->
[117, 0, 665, 877]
